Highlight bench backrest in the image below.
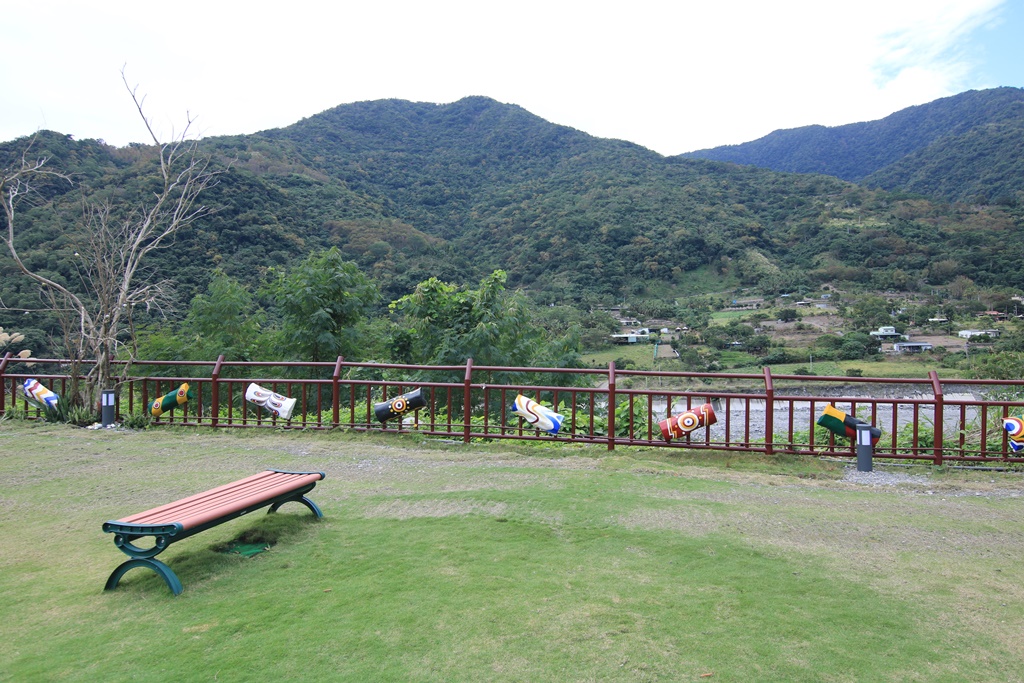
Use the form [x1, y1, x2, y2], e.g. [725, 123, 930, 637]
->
[113, 470, 325, 531]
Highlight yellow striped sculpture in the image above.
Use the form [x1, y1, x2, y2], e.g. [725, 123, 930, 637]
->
[23, 378, 59, 412]
[511, 394, 564, 435]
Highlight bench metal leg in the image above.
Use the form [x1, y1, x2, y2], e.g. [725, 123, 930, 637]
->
[105, 558, 184, 596]
[268, 494, 323, 518]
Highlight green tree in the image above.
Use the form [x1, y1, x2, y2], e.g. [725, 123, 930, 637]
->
[943, 275, 974, 300]
[675, 306, 711, 330]
[846, 294, 894, 331]
[702, 320, 755, 350]
[131, 271, 265, 372]
[995, 325, 1024, 352]
[837, 332, 881, 360]
[745, 334, 772, 353]
[963, 352, 1024, 380]
[266, 248, 378, 362]
[390, 270, 580, 370]
[183, 270, 265, 360]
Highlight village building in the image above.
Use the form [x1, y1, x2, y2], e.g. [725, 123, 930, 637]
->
[894, 342, 933, 354]
[869, 326, 908, 341]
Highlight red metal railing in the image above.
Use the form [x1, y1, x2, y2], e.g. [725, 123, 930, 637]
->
[4, 352, 1024, 465]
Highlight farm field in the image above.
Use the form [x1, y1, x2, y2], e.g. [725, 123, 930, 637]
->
[581, 343, 963, 380]
[583, 306, 976, 380]
[1, 422, 1022, 682]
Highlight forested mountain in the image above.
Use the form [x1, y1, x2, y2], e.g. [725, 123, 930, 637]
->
[3, 93, 1024, 345]
[256, 97, 854, 298]
[680, 87, 1024, 204]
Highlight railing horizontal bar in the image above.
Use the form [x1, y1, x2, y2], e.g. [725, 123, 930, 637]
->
[5, 354, 1024, 463]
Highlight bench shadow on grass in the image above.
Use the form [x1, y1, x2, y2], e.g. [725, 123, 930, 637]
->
[111, 513, 321, 595]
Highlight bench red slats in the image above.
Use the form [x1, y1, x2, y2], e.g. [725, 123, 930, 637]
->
[114, 470, 324, 530]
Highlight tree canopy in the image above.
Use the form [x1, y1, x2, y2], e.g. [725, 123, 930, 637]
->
[265, 247, 379, 362]
[389, 270, 581, 371]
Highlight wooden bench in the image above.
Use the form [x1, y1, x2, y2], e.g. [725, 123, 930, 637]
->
[102, 469, 326, 595]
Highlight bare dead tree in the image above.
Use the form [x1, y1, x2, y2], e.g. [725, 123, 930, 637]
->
[1, 70, 220, 406]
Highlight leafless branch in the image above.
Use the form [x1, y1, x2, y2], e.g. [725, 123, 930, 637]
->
[2, 76, 221, 404]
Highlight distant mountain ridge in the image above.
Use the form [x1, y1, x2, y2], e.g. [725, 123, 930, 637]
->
[4, 92, 1024, 330]
[680, 87, 1024, 203]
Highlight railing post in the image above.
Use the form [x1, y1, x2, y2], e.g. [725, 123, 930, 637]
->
[210, 354, 225, 427]
[332, 356, 344, 428]
[763, 366, 775, 455]
[607, 361, 616, 451]
[0, 352, 12, 414]
[463, 358, 474, 444]
[930, 370, 944, 466]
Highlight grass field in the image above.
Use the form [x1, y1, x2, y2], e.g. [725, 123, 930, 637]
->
[727, 359, 964, 380]
[709, 310, 754, 323]
[581, 344, 956, 380]
[1, 422, 1022, 681]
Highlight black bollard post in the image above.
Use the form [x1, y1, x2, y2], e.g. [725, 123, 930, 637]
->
[101, 389, 116, 427]
[856, 422, 873, 472]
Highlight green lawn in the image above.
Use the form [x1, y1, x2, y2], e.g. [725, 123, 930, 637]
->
[718, 349, 759, 367]
[583, 343, 663, 371]
[1, 422, 1021, 681]
[709, 310, 754, 323]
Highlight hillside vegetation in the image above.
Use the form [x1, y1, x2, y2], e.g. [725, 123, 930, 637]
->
[3, 91, 1024, 375]
[6, 95, 1024, 304]
[681, 87, 1024, 204]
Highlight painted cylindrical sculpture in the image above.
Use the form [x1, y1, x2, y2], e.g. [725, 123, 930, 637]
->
[374, 387, 426, 422]
[245, 383, 297, 420]
[150, 382, 191, 417]
[817, 404, 881, 444]
[659, 403, 717, 441]
[511, 394, 564, 435]
[23, 378, 59, 411]
[1003, 416, 1024, 452]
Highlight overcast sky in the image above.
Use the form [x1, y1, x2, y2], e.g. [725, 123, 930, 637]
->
[2, 0, 1021, 156]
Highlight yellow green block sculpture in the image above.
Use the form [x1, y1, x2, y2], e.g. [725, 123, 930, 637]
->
[817, 404, 881, 444]
[150, 383, 192, 417]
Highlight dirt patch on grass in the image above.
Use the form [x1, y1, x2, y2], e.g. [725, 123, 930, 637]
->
[905, 333, 967, 350]
[762, 315, 843, 347]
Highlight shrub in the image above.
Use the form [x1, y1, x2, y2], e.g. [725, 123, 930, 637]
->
[0, 407, 28, 422]
[122, 412, 153, 430]
[65, 405, 97, 427]
[760, 350, 795, 365]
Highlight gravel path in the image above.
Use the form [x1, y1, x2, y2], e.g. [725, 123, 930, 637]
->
[841, 467, 931, 486]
